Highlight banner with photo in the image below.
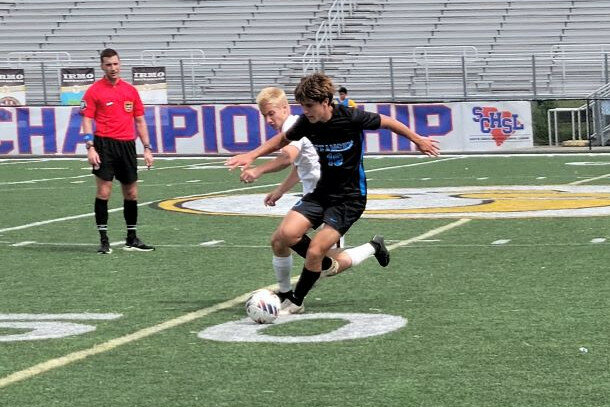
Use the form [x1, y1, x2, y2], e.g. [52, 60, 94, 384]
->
[132, 66, 167, 104]
[0, 68, 26, 106]
[60, 68, 94, 105]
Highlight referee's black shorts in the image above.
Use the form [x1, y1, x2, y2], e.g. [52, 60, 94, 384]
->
[291, 192, 366, 236]
[92, 136, 138, 184]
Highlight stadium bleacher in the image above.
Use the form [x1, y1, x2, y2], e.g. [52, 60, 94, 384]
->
[1, 0, 610, 103]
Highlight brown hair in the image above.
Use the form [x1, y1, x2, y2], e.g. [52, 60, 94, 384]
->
[294, 73, 335, 105]
[100, 48, 119, 63]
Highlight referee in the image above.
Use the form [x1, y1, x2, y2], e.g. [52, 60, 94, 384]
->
[81, 48, 154, 254]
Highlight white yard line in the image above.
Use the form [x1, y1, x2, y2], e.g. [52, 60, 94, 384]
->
[0, 218, 471, 389]
[0, 183, 281, 234]
[569, 173, 610, 185]
[1, 157, 459, 234]
[366, 156, 464, 173]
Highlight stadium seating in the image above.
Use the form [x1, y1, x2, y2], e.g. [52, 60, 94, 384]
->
[1, 0, 610, 103]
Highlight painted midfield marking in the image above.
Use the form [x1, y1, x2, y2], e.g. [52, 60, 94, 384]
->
[0, 218, 471, 389]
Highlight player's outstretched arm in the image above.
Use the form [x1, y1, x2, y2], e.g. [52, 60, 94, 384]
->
[380, 115, 440, 157]
[225, 132, 290, 170]
[263, 167, 300, 206]
[240, 145, 297, 183]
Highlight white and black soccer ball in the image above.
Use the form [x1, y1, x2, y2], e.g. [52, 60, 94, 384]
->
[245, 289, 281, 324]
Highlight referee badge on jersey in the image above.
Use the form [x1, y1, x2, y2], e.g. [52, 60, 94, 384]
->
[80, 100, 87, 111]
[124, 101, 134, 112]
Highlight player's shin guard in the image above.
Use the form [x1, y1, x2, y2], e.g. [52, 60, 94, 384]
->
[290, 234, 334, 269]
[292, 267, 320, 305]
[95, 198, 109, 239]
[272, 255, 293, 293]
[290, 234, 311, 258]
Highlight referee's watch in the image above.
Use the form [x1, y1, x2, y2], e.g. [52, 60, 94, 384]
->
[85, 142, 94, 150]
[143, 144, 152, 151]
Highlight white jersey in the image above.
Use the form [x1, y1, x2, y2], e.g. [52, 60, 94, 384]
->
[281, 115, 320, 194]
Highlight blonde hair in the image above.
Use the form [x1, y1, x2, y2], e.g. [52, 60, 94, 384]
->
[256, 87, 289, 110]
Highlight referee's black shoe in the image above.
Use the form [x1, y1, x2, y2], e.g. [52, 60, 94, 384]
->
[124, 237, 155, 252]
[370, 235, 390, 267]
[97, 237, 112, 254]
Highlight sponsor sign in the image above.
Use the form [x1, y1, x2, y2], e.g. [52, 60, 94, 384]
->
[60, 68, 94, 106]
[0, 102, 532, 155]
[0, 68, 26, 106]
[132, 66, 167, 104]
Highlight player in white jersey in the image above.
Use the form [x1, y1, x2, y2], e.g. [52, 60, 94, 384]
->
[242, 113, 321, 204]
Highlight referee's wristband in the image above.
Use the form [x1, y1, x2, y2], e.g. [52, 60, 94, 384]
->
[83, 133, 94, 143]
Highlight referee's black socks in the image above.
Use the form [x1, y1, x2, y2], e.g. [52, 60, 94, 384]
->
[124, 199, 138, 240]
[94, 198, 108, 240]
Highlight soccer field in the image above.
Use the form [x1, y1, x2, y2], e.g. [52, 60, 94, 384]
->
[1, 154, 609, 407]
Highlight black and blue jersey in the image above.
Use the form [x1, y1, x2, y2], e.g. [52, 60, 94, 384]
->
[285, 104, 381, 200]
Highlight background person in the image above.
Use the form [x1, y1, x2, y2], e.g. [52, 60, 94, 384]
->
[81, 48, 155, 254]
[336, 86, 357, 108]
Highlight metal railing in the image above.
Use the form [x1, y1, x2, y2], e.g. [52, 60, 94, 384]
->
[2, 47, 610, 105]
[302, 0, 353, 74]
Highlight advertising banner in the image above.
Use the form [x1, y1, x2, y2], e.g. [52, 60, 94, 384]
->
[0, 101, 532, 156]
[132, 67, 167, 104]
[0, 69, 26, 106]
[60, 68, 95, 106]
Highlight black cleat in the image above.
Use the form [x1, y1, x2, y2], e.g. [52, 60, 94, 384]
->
[370, 235, 390, 267]
[124, 237, 155, 252]
[97, 238, 112, 254]
[274, 290, 294, 302]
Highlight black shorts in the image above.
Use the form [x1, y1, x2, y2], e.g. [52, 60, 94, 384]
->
[93, 137, 138, 184]
[291, 192, 366, 236]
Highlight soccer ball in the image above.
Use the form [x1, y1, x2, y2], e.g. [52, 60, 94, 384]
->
[245, 289, 281, 324]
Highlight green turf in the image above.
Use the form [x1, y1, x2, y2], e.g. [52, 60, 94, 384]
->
[0, 155, 609, 406]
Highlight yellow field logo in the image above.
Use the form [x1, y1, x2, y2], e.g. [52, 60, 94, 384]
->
[157, 186, 610, 219]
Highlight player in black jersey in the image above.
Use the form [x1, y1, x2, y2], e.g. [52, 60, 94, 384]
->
[227, 73, 439, 314]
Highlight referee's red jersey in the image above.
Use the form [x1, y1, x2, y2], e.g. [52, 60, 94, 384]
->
[80, 77, 145, 141]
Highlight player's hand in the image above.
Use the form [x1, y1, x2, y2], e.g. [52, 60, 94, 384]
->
[87, 148, 101, 170]
[240, 168, 260, 184]
[264, 189, 283, 206]
[416, 137, 440, 157]
[143, 149, 154, 170]
[225, 153, 254, 171]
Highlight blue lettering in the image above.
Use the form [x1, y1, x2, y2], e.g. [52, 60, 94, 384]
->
[0, 108, 14, 154]
[364, 104, 393, 152]
[160, 106, 198, 153]
[220, 105, 261, 152]
[143, 106, 158, 151]
[61, 107, 85, 153]
[395, 104, 412, 151]
[472, 106, 483, 122]
[202, 105, 218, 153]
[480, 118, 491, 133]
[17, 108, 57, 154]
[488, 112, 503, 128]
[413, 105, 452, 137]
[513, 114, 524, 130]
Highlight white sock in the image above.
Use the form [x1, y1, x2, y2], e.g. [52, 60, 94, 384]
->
[344, 243, 375, 267]
[272, 255, 293, 293]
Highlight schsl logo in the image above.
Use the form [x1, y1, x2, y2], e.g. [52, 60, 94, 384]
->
[472, 106, 524, 145]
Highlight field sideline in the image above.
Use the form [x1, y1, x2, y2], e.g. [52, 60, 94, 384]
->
[0, 154, 609, 407]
